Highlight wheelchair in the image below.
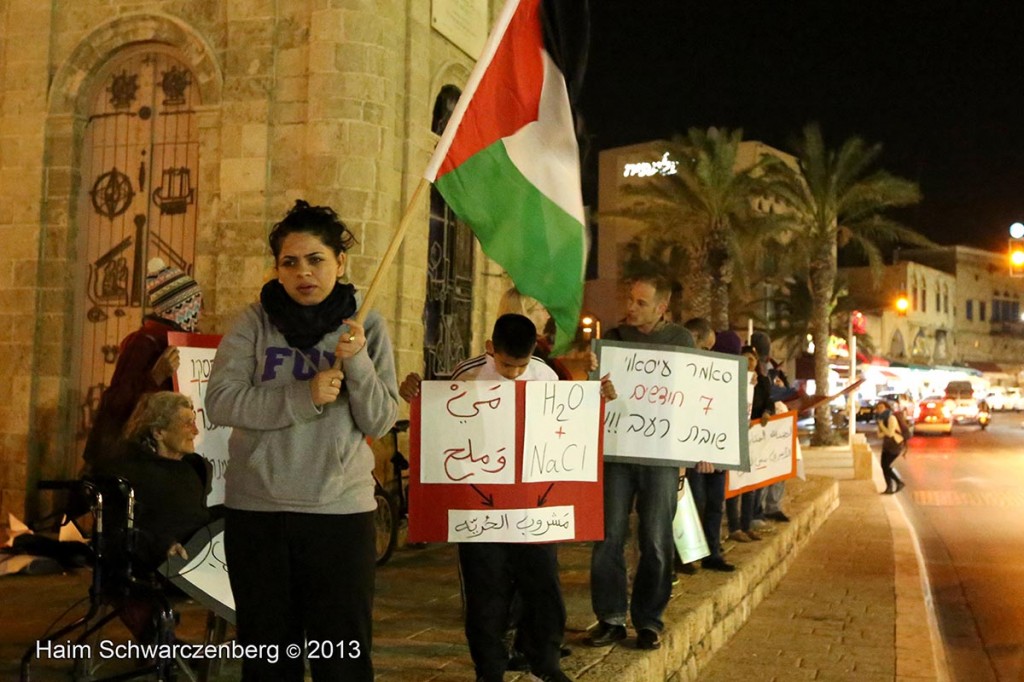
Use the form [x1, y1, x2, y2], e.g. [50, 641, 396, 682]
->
[20, 475, 209, 682]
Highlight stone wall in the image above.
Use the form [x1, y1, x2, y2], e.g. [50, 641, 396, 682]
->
[0, 0, 499, 533]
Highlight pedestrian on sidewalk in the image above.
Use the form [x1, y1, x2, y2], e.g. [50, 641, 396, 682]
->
[875, 399, 907, 494]
[207, 200, 399, 681]
[587, 275, 694, 651]
[726, 341, 774, 542]
[399, 314, 614, 682]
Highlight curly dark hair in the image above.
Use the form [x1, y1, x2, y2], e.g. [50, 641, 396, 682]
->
[269, 200, 357, 259]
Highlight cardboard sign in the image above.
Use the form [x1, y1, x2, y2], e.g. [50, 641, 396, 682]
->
[596, 341, 750, 471]
[161, 519, 235, 624]
[726, 411, 798, 497]
[409, 381, 604, 543]
[169, 332, 228, 506]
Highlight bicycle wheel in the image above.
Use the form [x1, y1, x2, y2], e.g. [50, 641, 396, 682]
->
[373, 484, 399, 566]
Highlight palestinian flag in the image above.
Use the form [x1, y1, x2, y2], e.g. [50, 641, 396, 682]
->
[424, 0, 588, 354]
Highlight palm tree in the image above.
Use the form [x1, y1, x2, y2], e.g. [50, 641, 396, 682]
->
[608, 127, 782, 329]
[764, 124, 928, 445]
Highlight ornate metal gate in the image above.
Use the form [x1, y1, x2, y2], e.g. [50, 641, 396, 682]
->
[74, 49, 200, 452]
[424, 85, 474, 379]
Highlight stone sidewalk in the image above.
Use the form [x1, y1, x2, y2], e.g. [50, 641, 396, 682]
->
[699, 479, 944, 682]
[1, 474, 942, 681]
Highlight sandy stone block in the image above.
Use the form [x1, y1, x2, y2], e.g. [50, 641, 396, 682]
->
[307, 120, 345, 155]
[309, 41, 339, 73]
[341, 10, 385, 45]
[310, 9, 345, 41]
[223, 75, 273, 100]
[221, 158, 266, 193]
[240, 124, 267, 157]
[338, 72, 386, 103]
[272, 102, 309, 125]
[276, 47, 309, 77]
[227, 17, 274, 46]
[275, 75, 308, 103]
[338, 156, 377, 191]
[345, 121, 384, 154]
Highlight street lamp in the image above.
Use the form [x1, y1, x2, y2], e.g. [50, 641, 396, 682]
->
[895, 294, 910, 315]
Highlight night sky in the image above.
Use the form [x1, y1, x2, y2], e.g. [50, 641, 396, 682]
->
[579, 2, 1024, 253]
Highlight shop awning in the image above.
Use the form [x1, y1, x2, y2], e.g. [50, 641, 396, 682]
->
[964, 361, 1006, 374]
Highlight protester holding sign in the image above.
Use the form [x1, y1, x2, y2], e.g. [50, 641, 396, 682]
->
[207, 200, 399, 682]
[82, 259, 203, 471]
[399, 314, 604, 682]
[587, 275, 694, 652]
[681, 318, 735, 573]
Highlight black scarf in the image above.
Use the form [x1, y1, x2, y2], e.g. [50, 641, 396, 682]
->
[260, 280, 357, 351]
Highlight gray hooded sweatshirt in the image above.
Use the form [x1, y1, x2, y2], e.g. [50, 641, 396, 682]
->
[206, 303, 399, 515]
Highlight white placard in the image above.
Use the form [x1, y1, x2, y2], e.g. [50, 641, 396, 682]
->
[598, 341, 750, 470]
[420, 381, 517, 484]
[162, 520, 235, 624]
[176, 345, 231, 506]
[522, 382, 600, 483]
[448, 505, 575, 543]
[727, 412, 798, 494]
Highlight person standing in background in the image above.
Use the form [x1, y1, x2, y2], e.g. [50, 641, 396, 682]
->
[82, 259, 203, 471]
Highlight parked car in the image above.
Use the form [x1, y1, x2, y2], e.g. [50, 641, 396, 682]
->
[914, 395, 954, 435]
[1004, 387, 1024, 412]
[985, 387, 1009, 411]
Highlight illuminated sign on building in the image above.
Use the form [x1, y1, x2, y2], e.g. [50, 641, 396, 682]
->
[622, 152, 679, 178]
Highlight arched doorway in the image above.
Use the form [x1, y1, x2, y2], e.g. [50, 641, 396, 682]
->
[423, 85, 474, 379]
[74, 47, 201, 453]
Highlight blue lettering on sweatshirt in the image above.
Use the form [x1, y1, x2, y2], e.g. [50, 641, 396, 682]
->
[261, 346, 338, 382]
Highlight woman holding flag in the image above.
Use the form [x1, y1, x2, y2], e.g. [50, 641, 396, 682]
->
[207, 200, 399, 681]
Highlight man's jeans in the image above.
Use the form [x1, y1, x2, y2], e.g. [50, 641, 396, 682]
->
[685, 468, 726, 560]
[591, 462, 678, 632]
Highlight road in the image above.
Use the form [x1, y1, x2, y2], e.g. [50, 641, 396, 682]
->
[894, 411, 1024, 682]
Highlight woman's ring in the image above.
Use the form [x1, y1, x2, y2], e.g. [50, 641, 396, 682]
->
[348, 335, 355, 343]
[333, 379, 339, 387]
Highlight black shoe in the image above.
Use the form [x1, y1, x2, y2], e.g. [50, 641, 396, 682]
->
[585, 621, 626, 647]
[893, 480, 906, 493]
[678, 562, 698, 575]
[535, 670, 574, 682]
[701, 556, 736, 572]
[636, 627, 661, 650]
[766, 511, 790, 522]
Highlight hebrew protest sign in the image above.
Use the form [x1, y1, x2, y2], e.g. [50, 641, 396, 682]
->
[409, 380, 604, 543]
[726, 411, 798, 497]
[596, 341, 750, 471]
[169, 332, 229, 506]
[161, 519, 235, 623]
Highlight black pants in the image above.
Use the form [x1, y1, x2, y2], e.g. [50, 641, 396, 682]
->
[726, 489, 759, 533]
[881, 447, 904, 491]
[458, 542, 566, 681]
[224, 509, 375, 681]
[686, 469, 726, 559]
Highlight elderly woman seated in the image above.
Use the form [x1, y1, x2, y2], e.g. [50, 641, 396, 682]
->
[98, 391, 212, 572]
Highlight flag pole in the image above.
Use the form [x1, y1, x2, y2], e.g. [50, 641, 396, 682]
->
[333, 176, 430, 370]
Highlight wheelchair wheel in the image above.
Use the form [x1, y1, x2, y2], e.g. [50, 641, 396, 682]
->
[373, 484, 399, 566]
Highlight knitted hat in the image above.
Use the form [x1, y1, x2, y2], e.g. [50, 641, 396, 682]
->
[146, 258, 202, 332]
[711, 329, 743, 356]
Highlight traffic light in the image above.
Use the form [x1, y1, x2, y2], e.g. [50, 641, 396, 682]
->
[1011, 238, 1024, 277]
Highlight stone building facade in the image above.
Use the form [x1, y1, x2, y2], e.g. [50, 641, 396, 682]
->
[0, 0, 512, 531]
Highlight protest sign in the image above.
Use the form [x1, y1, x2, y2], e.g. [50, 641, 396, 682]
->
[409, 380, 604, 543]
[596, 340, 750, 471]
[726, 411, 798, 497]
[161, 519, 235, 623]
[169, 332, 228, 506]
